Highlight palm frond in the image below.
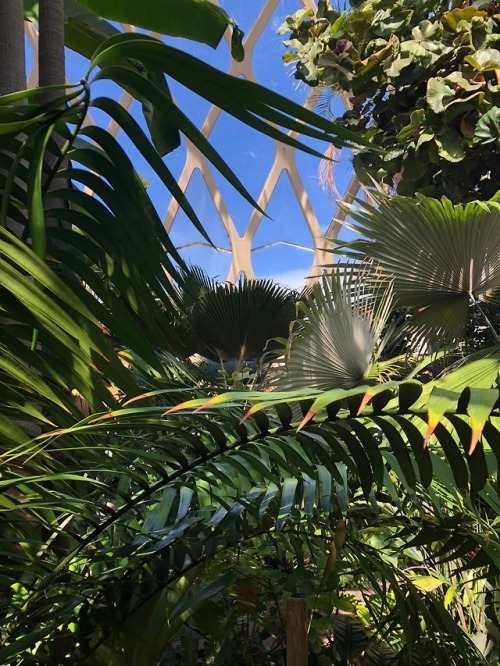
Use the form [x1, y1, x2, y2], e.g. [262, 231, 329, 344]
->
[341, 193, 500, 349]
[276, 265, 397, 390]
[190, 277, 298, 365]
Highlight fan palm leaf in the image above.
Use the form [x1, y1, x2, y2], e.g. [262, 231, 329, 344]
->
[189, 277, 298, 366]
[342, 193, 500, 349]
[276, 265, 397, 390]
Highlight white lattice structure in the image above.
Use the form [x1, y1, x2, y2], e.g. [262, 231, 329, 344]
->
[25, 0, 361, 286]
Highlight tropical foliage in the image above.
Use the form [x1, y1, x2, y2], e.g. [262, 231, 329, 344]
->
[0, 20, 361, 429]
[2, 354, 499, 663]
[280, 0, 500, 200]
[172, 267, 298, 373]
[1, 2, 500, 664]
[274, 265, 404, 391]
[0, 7, 372, 662]
[340, 191, 500, 351]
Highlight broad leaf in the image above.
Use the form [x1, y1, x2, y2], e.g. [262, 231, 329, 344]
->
[74, 0, 236, 49]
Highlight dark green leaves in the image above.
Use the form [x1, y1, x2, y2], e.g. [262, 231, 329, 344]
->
[74, 0, 235, 49]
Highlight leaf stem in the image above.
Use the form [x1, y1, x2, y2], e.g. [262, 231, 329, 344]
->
[472, 298, 500, 347]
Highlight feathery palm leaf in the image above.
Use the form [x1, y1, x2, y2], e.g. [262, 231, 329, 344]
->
[1, 373, 495, 663]
[174, 361, 500, 499]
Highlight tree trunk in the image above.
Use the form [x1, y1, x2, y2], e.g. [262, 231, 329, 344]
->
[0, 0, 26, 239]
[0, 0, 26, 95]
[287, 595, 308, 666]
[38, 0, 67, 232]
[39, 0, 66, 98]
[0, 5, 34, 435]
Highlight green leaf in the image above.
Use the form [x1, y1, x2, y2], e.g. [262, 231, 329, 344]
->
[465, 48, 500, 72]
[89, 97, 200, 237]
[397, 109, 424, 141]
[393, 416, 433, 488]
[442, 7, 487, 32]
[140, 67, 181, 157]
[446, 71, 483, 92]
[425, 388, 460, 445]
[435, 355, 500, 392]
[465, 387, 499, 455]
[410, 575, 445, 592]
[434, 130, 465, 162]
[473, 107, 500, 146]
[448, 416, 489, 492]
[427, 78, 456, 113]
[230, 21, 245, 62]
[23, 0, 38, 20]
[376, 417, 417, 490]
[74, 0, 234, 48]
[93, 64, 271, 214]
[277, 477, 298, 531]
[385, 57, 414, 78]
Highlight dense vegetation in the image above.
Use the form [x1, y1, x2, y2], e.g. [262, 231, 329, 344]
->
[281, 0, 500, 201]
[0, 1, 499, 664]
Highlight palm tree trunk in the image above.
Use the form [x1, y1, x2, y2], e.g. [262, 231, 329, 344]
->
[0, 0, 26, 95]
[38, 0, 67, 232]
[0, 1, 26, 239]
[38, 0, 65, 99]
[0, 4, 35, 435]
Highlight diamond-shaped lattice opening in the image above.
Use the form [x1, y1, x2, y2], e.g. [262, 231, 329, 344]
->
[252, 172, 315, 286]
[209, 111, 276, 235]
[169, 169, 232, 270]
[253, 244, 314, 289]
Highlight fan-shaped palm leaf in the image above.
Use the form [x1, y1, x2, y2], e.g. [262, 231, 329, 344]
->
[190, 277, 298, 367]
[276, 265, 397, 390]
[342, 193, 500, 349]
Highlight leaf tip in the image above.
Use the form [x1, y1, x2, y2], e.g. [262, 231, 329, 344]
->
[297, 410, 315, 432]
[356, 391, 374, 416]
[468, 429, 481, 456]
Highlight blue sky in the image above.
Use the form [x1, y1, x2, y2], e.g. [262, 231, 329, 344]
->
[28, 0, 358, 289]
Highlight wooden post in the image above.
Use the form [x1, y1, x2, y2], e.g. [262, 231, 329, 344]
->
[287, 594, 308, 666]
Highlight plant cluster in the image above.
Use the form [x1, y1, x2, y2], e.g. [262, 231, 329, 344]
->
[0, 1, 500, 664]
[280, 0, 500, 201]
